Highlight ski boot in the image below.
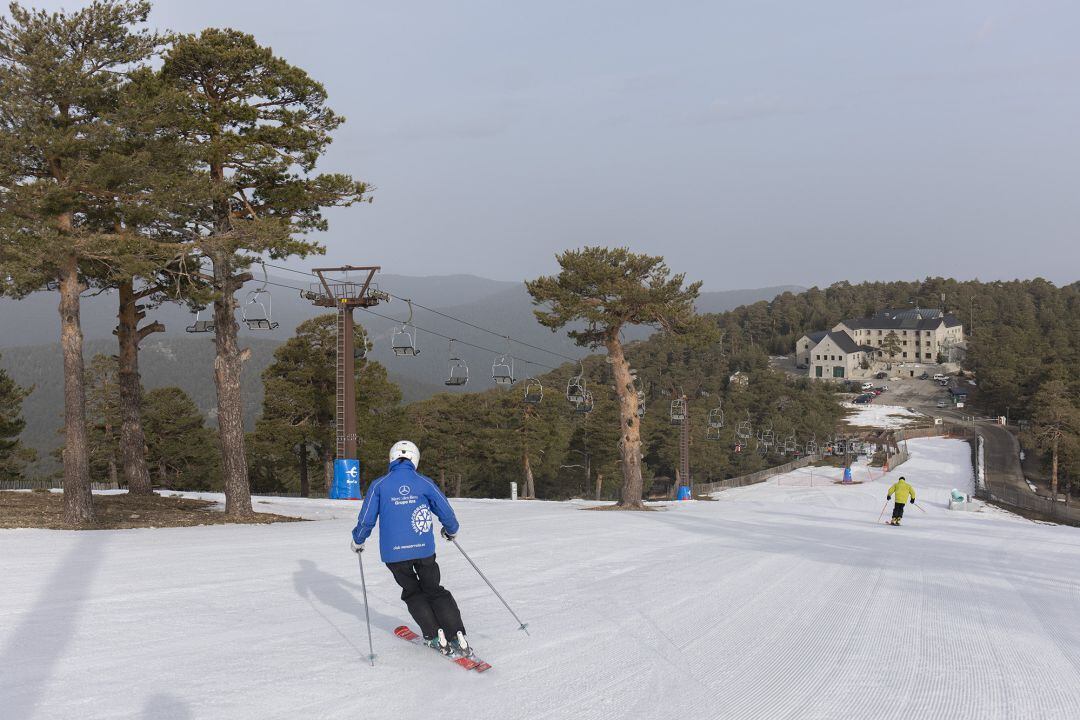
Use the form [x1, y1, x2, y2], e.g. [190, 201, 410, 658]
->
[424, 629, 454, 656]
[451, 631, 474, 659]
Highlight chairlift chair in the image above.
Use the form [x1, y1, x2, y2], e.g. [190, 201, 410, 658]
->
[524, 377, 543, 404]
[566, 364, 586, 404]
[707, 407, 724, 429]
[242, 263, 279, 330]
[705, 425, 721, 441]
[492, 357, 515, 385]
[444, 341, 468, 386]
[392, 300, 420, 356]
[186, 310, 214, 333]
[670, 397, 686, 425]
[575, 390, 594, 414]
[805, 436, 819, 456]
[242, 289, 279, 330]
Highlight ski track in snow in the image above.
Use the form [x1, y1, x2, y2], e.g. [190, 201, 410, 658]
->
[3, 438, 1080, 719]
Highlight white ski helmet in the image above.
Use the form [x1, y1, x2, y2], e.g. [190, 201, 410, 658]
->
[389, 440, 420, 469]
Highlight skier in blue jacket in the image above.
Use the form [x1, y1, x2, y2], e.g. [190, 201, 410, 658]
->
[351, 440, 470, 656]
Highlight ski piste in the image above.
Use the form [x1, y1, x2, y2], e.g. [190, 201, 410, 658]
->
[394, 625, 492, 673]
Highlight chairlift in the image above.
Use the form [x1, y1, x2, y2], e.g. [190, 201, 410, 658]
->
[735, 411, 752, 441]
[391, 299, 420, 356]
[444, 340, 468, 386]
[566, 363, 586, 404]
[805, 435, 819, 456]
[524, 377, 543, 404]
[186, 309, 214, 333]
[636, 389, 646, 418]
[492, 337, 515, 385]
[707, 406, 724, 429]
[784, 433, 797, 454]
[670, 397, 686, 425]
[242, 263, 279, 331]
[575, 390, 594, 414]
[705, 425, 721, 441]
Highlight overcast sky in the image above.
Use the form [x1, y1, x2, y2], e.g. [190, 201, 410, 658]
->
[26, 1, 1080, 289]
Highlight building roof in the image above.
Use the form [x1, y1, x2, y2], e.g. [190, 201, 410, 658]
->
[802, 330, 828, 344]
[875, 308, 944, 321]
[825, 331, 863, 355]
[842, 313, 962, 332]
[949, 386, 969, 397]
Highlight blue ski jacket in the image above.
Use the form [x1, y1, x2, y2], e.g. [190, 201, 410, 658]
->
[351, 459, 460, 564]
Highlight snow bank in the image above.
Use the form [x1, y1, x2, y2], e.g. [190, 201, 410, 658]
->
[3, 438, 1080, 719]
[842, 401, 923, 428]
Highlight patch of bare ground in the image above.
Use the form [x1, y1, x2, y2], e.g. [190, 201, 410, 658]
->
[583, 503, 659, 511]
[0, 490, 301, 530]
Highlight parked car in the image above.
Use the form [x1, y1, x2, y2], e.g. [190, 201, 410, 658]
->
[861, 382, 873, 391]
[875, 372, 888, 380]
[875, 385, 889, 392]
[936, 399, 947, 408]
[871, 389, 883, 396]
[919, 372, 930, 380]
[933, 373, 947, 381]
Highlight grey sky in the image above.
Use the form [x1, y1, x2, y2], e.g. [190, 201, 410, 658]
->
[27, 1, 1080, 288]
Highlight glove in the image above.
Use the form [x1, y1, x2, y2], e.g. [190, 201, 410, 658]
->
[350, 539, 364, 554]
[440, 527, 456, 541]
[886, 496, 891, 501]
[909, 500, 915, 505]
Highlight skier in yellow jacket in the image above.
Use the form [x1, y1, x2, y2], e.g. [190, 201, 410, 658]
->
[887, 476, 916, 525]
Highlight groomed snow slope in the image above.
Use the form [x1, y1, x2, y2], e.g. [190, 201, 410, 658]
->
[3, 437, 1080, 720]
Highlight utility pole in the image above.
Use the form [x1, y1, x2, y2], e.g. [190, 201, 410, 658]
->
[305, 266, 385, 497]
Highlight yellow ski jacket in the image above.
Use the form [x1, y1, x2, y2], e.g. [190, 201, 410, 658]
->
[888, 479, 916, 504]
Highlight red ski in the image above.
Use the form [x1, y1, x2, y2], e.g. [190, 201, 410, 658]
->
[393, 625, 492, 673]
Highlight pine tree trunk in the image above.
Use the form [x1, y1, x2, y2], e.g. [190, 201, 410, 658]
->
[211, 251, 253, 518]
[298, 441, 309, 498]
[522, 449, 535, 499]
[116, 280, 154, 495]
[1051, 436, 1059, 500]
[606, 335, 645, 509]
[454, 473, 462, 497]
[108, 458, 118, 487]
[58, 252, 95, 525]
[595, 472, 603, 501]
[322, 449, 333, 497]
[439, 468, 446, 492]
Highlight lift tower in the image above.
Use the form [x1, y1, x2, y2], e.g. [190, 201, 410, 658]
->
[304, 266, 385, 463]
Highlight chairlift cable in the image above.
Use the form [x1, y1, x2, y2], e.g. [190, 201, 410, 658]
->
[260, 262, 580, 365]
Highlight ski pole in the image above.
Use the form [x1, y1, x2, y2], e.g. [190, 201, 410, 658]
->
[357, 553, 376, 666]
[876, 501, 889, 523]
[911, 501, 927, 513]
[452, 538, 530, 635]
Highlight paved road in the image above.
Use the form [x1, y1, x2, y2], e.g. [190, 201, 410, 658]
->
[886, 374, 1031, 498]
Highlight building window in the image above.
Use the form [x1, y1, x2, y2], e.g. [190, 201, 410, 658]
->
[816, 355, 820, 360]
[902, 352, 908, 358]
[924, 353, 931, 359]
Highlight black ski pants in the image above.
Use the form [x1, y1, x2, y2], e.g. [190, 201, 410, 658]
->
[892, 501, 906, 520]
[386, 553, 465, 640]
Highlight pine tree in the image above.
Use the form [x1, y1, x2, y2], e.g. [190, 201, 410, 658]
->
[254, 315, 403, 495]
[85, 355, 122, 486]
[526, 247, 701, 509]
[158, 29, 372, 517]
[0, 1, 162, 524]
[142, 386, 220, 490]
[1031, 380, 1080, 500]
[0, 356, 34, 481]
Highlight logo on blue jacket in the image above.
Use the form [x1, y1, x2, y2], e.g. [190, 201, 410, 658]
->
[411, 506, 433, 534]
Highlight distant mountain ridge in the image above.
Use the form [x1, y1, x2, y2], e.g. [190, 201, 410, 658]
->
[0, 273, 802, 474]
